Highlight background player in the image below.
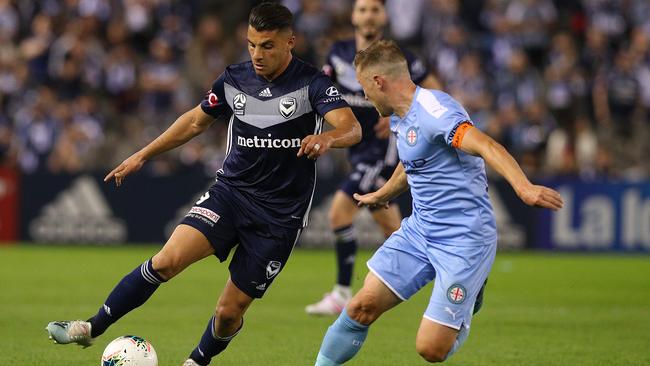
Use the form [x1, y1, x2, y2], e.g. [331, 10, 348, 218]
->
[306, 0, 440, 316]
[314, 40, 563, 365]
[45, 3, 361, 366]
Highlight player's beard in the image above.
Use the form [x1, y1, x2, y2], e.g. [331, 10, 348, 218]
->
[362, 29, 378, 41]
[356, 23, 382, 42]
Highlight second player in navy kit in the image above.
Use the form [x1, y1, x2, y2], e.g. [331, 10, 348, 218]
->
[46, 4, 361, 366]
[306, 0, 440, 316]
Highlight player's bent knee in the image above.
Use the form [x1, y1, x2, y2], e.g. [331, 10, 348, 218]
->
[415, 344, 449, 363]
[346, 296, 380, 325]
[415, 338, 452, 363]
[215, 305, 243, 329]
[151, 251, 182, 280]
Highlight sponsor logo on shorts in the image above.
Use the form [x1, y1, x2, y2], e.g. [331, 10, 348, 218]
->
[447, 284, 466, 304]
[256, 283, 267, 291]
[266, 260, 281, 279]
[188, 207, 220, 224]
[444, 306, 460, 320]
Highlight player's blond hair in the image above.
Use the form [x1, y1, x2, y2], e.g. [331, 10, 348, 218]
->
[353, 40, 409, 78]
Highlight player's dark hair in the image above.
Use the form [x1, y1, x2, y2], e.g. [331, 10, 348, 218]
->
[356, 0, 386, 5]
[249, 2, 293, 32]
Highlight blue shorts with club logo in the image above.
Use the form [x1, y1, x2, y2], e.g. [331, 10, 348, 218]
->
[367, 215, 496, 330]
[180, 182, 301, 299]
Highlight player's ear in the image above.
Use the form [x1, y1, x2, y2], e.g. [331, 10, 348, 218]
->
[285, 30, 295, 51]
[372, 74, 384, 90]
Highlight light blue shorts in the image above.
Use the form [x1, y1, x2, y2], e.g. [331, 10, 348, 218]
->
[367, 216, 496, 330]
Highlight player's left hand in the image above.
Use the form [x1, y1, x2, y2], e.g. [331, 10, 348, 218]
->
[353, 192, 389, 210]
[518, 184, 564, 210]
[374, 117, 391, 139]
[298, 134, 334, 159]
[104, 152, 146, 187]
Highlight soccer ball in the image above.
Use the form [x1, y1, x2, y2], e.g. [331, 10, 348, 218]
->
[101, 335, 158, 366]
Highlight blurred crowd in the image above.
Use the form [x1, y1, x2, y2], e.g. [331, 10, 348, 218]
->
[0, 0, 649, 180]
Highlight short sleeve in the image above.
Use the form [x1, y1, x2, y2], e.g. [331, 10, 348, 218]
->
[308, 72, 349, 117]
[200, 73, 231, 119]
[404, 50, 428, 85]
[418, 90, 473, 148]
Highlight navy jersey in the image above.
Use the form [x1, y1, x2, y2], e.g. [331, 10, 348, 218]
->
[201, 57, 348, 228]
[323, 40, 428, 166]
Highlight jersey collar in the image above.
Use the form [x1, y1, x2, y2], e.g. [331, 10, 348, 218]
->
[392, 86, 420, 130]
[255, 55, 297, 84]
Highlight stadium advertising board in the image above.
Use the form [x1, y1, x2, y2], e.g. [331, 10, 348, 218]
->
[18, 171, 650, 251]
[0, 167, 18, 243]
[20, 169, 211, 244]
[536, 180, 650, 251]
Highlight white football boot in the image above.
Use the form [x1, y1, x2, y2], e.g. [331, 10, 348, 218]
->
[46, 320, 93, 347]
[305, 287, 351, 316]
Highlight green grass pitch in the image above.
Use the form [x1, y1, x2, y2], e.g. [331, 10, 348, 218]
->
[0, 245, 649, 365]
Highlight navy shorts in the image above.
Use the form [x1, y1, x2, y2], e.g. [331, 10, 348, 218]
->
[340, 161, 396, 208]
[180, 182, 302, 298]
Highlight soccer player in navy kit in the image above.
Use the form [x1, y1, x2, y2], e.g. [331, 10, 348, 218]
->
[306, 0, 440, 315]
[45, 3, 361, 366]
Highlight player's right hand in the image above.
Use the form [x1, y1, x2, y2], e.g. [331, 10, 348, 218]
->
[353, 192, 389, 210]
[518, 184, 564, 210]
[298, 134, 333, 159]
[104, 152, 146, 187]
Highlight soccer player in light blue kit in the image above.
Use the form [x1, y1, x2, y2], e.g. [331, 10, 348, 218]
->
[314, 40, 564, 365]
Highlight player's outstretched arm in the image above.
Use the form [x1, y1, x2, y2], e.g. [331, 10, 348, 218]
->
[458, 126, 564, 210]
[353, 162, 409, 209]
[298, 107, 361, 159]
[104, 105, 215, 186]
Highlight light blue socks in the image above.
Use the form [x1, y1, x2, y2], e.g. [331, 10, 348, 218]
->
[314, 311, 469, 365]
[445, 325, 470, 360]
[315, 310, 369, 366]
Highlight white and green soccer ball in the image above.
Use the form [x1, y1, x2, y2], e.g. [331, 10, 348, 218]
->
[101, 335, 158, 366]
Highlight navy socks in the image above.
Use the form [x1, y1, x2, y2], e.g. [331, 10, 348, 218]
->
[334, 225, 357, 287]
[189, 316, 243, 365]
[89, 259, 166, 338]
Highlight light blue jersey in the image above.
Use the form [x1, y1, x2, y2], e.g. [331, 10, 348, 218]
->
[367, 87, 498, 331]
[389, 87, 496, 245]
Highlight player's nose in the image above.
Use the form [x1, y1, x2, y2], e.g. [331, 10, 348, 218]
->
[252, 48, 263, 60]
